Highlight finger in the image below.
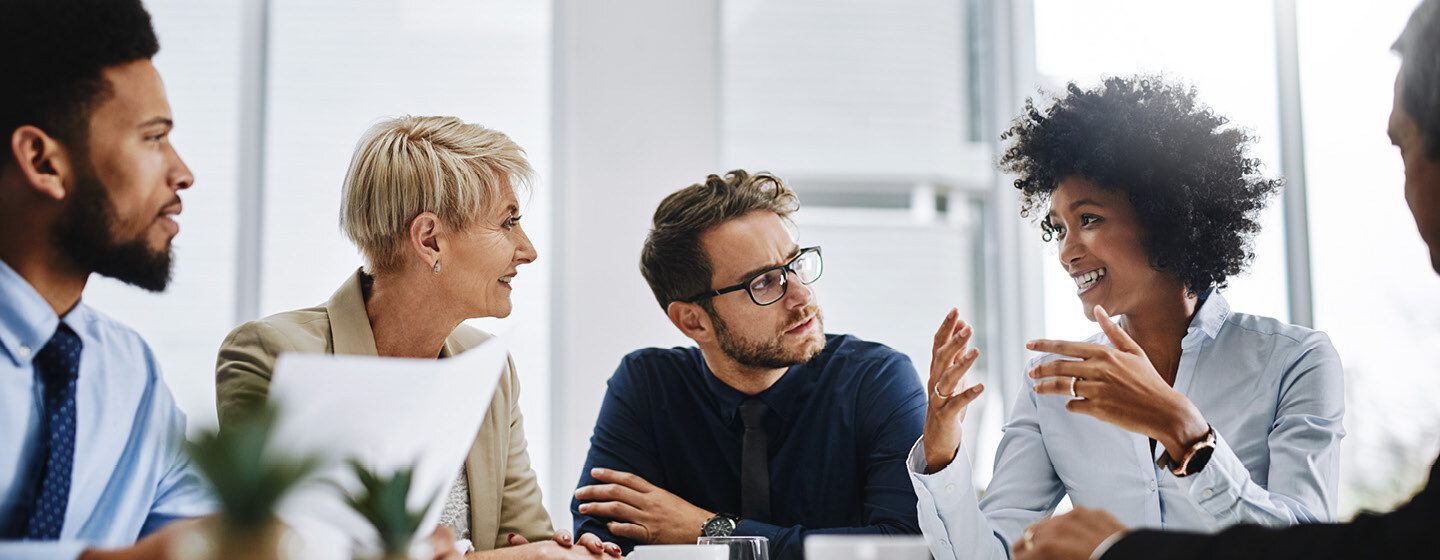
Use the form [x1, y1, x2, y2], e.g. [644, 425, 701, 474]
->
[507, 533, 529, 546]
[935, 347, 980, 397]
[1026, 338, 1107, 359]
[552, 530, 573, 547]
[1094, 306, 1142, 353]
[1065, 397, 1101, 417]
[948, 383, 984, 409]
[577, 532, 605, 554]
[1028, 358, 1094, 380]
[932, 320, 972, 386]
[575, 483, 646, 505]
[577, 500, 644, 522]
[604, 542, 624, 557]
[1031, 376, 1075, 396]
[931, 308, 959, 360]
[590, 468, 655, 492]
[607, 522, 650, 544]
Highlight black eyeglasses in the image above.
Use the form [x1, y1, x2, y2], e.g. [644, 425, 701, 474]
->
[683, 247, 823, 306]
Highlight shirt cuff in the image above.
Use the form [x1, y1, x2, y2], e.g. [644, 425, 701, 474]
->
[1089, 530, 1128, 560]
[1168, 430, 1246, 522]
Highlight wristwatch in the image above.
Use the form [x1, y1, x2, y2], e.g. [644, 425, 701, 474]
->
[1160, 425, 1217, 477]
[701, 513, 739, 537]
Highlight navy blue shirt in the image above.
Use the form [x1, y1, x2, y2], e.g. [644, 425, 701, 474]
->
[572, 334, 926, 560]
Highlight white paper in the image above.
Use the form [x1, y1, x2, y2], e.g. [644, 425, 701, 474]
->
[264, 338, 508, 560]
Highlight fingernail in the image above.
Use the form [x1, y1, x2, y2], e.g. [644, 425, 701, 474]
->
[508, 533, 516, 539]
[591, 467, 603, 476]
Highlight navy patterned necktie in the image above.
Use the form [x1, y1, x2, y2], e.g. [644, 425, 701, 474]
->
[23, 323, 82, 540]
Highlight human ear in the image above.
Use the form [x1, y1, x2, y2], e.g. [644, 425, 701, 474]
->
[666, 301, 714, 343]
[8, 125, 72, 201]
[408, 211, 442, 270]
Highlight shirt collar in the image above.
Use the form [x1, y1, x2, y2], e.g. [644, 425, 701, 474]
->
[705, 354, 818, 426]
[1182, 290, 1231, 349]
[0, 258, 62, 367]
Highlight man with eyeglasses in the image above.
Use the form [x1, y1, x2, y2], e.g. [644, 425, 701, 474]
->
[571, 170, 927, 560]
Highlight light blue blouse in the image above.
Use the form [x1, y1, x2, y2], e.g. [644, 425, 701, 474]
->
[0, 260, 214, 559]
[908, 292, 1344, 560]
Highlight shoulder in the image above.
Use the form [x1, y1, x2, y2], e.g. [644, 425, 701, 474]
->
[610, 345, 706, 388]
[222, 304, 332, 355]
[1219, 311, 1337, 355]
[815, 334, 921, 389]
[70, 303, 161, 378]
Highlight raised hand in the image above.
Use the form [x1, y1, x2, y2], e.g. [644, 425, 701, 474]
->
[922, 308, 985, 473]
[1026, 305, 1209, 458]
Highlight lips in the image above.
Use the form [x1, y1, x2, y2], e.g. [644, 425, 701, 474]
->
[785, 314, 817, 335]
[157, 200, 182, 235]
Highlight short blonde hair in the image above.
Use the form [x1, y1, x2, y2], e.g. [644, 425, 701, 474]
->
[340, 115, 532, 273]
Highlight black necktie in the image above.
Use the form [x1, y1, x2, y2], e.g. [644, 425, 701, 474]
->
[738, 397, 771, 523]
[24, 323, 82, 540]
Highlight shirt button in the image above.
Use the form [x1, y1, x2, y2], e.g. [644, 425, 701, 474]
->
[945, 484, 956, 494]
[1203, 488, 1214, 499]
[939, 539, 949, 548]
[1148, 480, 1158, 492]
[16, 345, 30, 359]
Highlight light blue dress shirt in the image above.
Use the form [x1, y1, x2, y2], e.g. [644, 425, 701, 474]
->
[0, 260, 213, 559]
[909, 292, 1345, 560]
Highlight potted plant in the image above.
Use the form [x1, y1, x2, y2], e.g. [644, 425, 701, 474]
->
[184, 405, 321, 560]
[341, 460, 439, 560]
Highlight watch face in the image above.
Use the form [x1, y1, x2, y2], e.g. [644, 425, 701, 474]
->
[702, 516, 736, 537]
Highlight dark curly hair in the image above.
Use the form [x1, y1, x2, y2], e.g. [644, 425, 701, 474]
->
[0, 0, 160, 160]
[1000, 75, 1281, 294]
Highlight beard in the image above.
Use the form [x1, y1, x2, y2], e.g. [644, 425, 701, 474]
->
[711, 306, 825, 369]
[51, 159, 174, 292]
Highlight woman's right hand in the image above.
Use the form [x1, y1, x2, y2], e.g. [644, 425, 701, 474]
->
[502, 530, 621, 559]
[922, 308, 985, 474]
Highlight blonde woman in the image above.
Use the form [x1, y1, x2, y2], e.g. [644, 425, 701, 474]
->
[216, 116, 618, 559]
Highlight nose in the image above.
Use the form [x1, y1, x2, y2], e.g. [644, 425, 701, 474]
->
[781, 269, 815, 308]
[514, 223, 538, 264]
[167, 143, 193, 191]
[1058, 231, 1084, 268]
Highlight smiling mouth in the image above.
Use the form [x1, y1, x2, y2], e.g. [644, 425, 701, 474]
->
[1073, 267, 1106, 293]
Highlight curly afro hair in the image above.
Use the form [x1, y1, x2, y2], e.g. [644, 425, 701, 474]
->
[1001, 75, 1281, 294]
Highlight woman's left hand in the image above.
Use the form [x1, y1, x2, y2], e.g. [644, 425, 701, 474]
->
[1027, 305, 1209, 456]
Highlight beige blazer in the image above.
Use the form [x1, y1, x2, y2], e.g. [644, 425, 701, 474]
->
[214, 269, 553, 549]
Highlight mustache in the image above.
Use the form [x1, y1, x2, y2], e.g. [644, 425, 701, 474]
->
[787, 305, 821, 327]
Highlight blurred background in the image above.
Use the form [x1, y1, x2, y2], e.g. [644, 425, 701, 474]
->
[94, 0, 1440, 530]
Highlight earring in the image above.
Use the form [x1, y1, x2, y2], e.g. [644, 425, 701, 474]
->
[433, 260, 441, 275]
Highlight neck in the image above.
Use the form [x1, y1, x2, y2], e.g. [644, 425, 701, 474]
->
[698, 344, 788, 396]
[364, 270, 462, 359]
[0, 224, 89, 317]
[1118, 289, 1199, 384]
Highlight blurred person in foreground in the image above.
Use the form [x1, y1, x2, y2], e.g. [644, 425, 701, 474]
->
[0, 1, 217, 558]
[571, 170, 926, 560]
[215, 116, 617, 559]
[913, 75, 1345, 560]
[1013, 1, 1440, 558]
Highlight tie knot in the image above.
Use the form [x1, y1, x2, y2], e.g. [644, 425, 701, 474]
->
[738, 397, 769, 429]
[36, 323, 82, 384]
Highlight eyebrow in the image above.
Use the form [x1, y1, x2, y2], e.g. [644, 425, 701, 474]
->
[138, 117, 173, 130]
[734, 246, 801, 284]
[1047, 198, 1104, 218]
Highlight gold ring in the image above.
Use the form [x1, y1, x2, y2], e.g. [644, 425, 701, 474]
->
[1020, 528, 1035, 550]
[1068, 376, 1078, 398]
[934, 383, 952, 400]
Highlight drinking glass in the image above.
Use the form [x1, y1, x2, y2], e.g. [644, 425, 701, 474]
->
[697, 536, 769, 560]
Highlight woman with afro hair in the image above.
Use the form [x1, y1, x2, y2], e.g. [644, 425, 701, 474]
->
[906, 76, 1345, 560]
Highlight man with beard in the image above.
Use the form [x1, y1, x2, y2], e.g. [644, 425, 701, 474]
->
[0, 1, 213, 558]
[1010, 1, 1440, 559]
[570, 170, 927, 559]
